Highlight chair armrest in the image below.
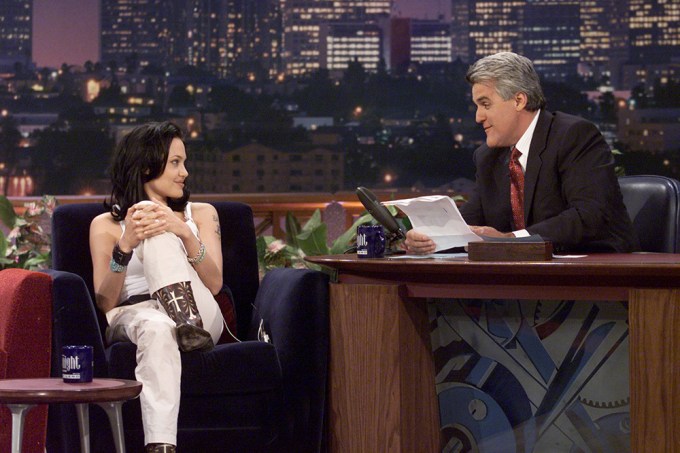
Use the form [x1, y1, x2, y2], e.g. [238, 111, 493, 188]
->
[248, 267, 329, 452]
[42, 270, 108, 378]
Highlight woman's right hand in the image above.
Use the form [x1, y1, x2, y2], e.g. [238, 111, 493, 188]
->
[118, 201, 166, 251]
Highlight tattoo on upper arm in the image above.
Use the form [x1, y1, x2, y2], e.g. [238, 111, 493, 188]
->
[213, 214, 221, 237]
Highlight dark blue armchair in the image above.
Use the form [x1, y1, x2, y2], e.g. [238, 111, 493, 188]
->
[46, 201, 329, 453]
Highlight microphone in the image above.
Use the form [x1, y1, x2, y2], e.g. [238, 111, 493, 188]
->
[356, 186, 406, 240]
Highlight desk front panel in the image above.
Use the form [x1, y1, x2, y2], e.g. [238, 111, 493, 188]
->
[309, 254, 680, 452]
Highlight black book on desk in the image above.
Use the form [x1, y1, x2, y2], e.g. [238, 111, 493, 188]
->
[467, 235, 552, 261]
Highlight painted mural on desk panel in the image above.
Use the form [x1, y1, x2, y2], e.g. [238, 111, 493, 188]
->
[430, 299, 629, 452]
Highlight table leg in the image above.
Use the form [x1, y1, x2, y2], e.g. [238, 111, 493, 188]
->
[6, 404, 35, 453]
[75, 403, 91, 453]
[97, 401, 127, 453]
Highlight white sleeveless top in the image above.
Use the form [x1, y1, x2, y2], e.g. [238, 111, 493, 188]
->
[119, 202, 199, 302]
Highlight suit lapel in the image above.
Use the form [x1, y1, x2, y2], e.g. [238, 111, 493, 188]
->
[523, 110, 553, 225]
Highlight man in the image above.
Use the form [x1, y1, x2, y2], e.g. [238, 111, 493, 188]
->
[405, 52, 638, 254]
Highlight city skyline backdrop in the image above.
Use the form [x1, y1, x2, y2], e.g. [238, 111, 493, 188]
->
[0, 0, 678, 197]
[32, 0, 448, 68]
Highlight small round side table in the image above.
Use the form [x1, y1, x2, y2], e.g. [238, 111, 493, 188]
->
[0, 378, 142, 453]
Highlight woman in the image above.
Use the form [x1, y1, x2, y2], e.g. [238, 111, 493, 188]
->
[90, 121, 224, 453]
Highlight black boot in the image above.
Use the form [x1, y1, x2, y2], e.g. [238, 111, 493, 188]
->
[153, 281, 214, 352]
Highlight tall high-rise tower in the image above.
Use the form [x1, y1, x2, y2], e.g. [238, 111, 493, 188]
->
[226, 0, 282, 81]
[450, 0, 470, 62]
[521, 0, 580, 82]
[100, 0, 181, 71]
[281, 0, 391, 76]
[628, 0, 680, 64]
[183, 0, 229, 77]
[468, 0, 524, 61]
[579, 0, 629, 84]
[0, 0, 32, 73]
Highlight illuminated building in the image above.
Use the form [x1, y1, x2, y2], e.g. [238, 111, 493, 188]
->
[411, 20, 451, 64]
[384, 18, 451, 71]
[620, 0, 680, 90]
[579, 0, 629, 84]
[183, 0, 229, 78]
[628, 0, 680, 64]
[100, 0, 179, 71]
[468, 0, 524, 60]
[450, 0, 470, 62]
[281, 0, 390, 76]
[226, 0, 282, 80]
[521, 0, 580, 82]
[0, 0, 32, 73]
[321, 22, 382, 75]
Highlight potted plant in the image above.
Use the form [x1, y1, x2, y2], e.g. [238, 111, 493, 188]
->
[0, 195, 56, 270]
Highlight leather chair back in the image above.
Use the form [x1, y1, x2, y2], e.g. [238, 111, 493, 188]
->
[619, 175, 680, 253]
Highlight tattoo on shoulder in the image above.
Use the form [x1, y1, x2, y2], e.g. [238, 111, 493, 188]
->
[213, 214, 221, 237]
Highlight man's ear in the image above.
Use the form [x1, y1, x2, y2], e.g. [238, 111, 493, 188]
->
[515, 92, 528, 111]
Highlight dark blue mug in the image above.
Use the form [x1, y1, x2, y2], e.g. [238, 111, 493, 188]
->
[357, 225, 386, 258]
[62, 345, 94, 383]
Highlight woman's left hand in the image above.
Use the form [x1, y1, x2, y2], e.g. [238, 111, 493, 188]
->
[130, 199, 189, 239]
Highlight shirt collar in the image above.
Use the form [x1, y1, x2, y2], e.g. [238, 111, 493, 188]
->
[514, 109, 541, 171]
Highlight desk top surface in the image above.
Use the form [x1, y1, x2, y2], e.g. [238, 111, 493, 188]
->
[307, 253, 680, 289]
[0, 378, 142, 404]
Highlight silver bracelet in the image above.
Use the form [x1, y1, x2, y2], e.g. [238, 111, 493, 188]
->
[188, 240, 206, 265]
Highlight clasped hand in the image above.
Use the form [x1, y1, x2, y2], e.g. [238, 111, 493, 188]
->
[118, 199, 185, 251]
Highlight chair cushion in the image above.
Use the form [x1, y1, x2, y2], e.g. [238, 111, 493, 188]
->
[107, 340, 282, 396]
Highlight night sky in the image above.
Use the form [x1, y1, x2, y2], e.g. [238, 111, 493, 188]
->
[32, 0, 447, 68]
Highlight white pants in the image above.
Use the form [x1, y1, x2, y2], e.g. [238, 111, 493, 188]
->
[105, 233, 224, 446]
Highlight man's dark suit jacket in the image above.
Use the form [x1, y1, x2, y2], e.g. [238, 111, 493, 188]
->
[459, 110, 639, 253]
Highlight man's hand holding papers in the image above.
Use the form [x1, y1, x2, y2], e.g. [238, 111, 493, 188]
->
[383, 196, 481, 252]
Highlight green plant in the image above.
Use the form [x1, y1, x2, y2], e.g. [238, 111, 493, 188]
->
[256, 206, 402, 277]
[0, 195, 56, 270]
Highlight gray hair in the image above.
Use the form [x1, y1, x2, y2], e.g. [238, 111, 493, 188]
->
[466, 52, 546, 111]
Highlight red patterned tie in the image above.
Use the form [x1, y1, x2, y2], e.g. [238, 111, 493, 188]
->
[509, 146, 525, 230]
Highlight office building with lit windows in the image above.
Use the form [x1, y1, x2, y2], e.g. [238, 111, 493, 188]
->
[100, 0, 180, 71]
[281, 0, 390, 76]
[383, 17, 452, 71]
[0, 0, 32, 73]
[468, 0, 524, 61]
[579, 0, 629, 85]
[450, 0, 470, 63]
[226, 0, 282, 81]
[183, 0, 229, 78]
[620, 0, 680, 90]
[520, 0, 580, 82]
[628, 0, 680, 65]
[320, 22, 382, 75]
[410, 20, 452, 64]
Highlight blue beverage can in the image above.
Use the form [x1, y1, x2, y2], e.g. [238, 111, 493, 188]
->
[357, 225, 386, 258]
[62, 345, 94, 383]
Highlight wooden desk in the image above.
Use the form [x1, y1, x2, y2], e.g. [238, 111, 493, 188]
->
[307, 253, 680, 452]
[0, 378, 142, 453]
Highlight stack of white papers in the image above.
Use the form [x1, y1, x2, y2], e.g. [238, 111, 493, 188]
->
[383, 196, 481, 252]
